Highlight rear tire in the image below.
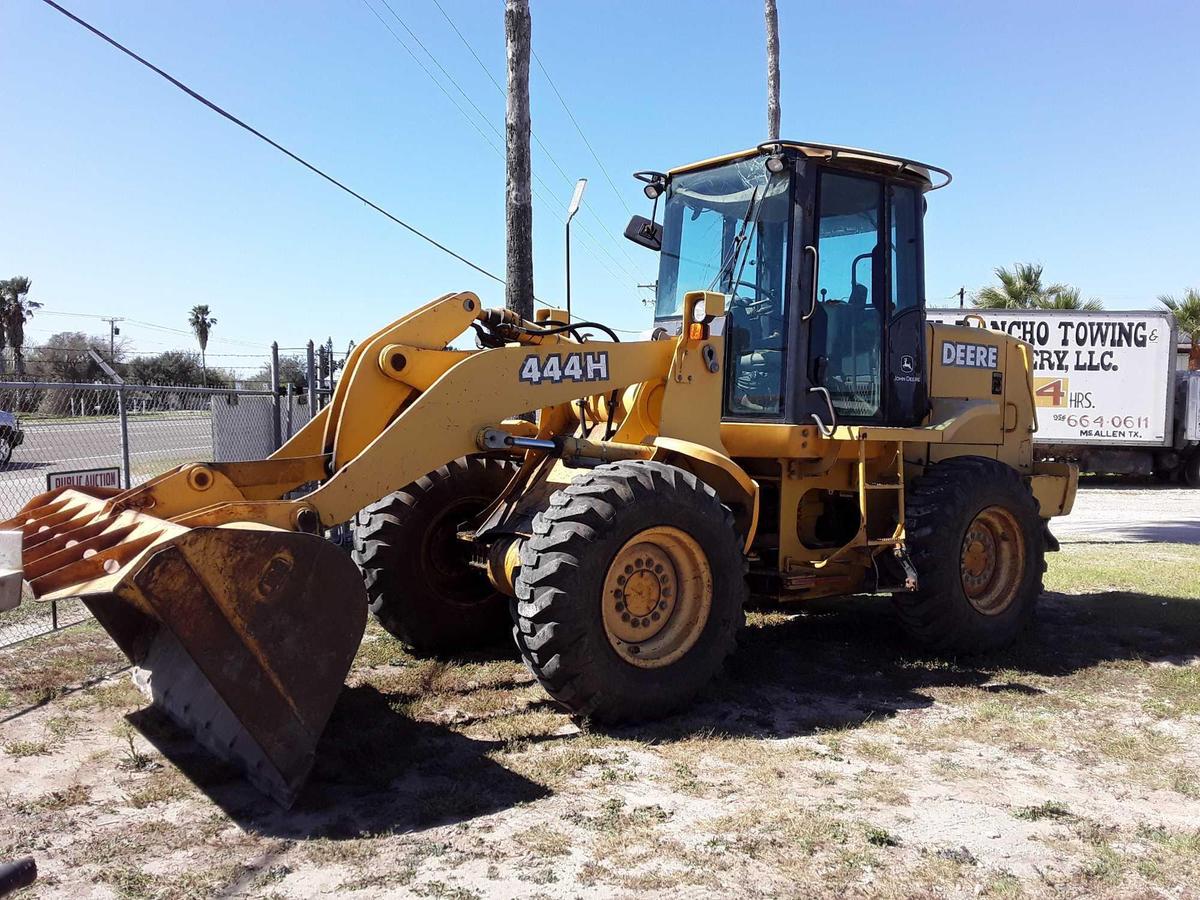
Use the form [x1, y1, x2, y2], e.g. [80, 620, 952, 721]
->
[352, 455, 516, 655]
[1183, 452, 1200, 488]
[896, 456, 1045, 653]
[514, 460, 746, 723]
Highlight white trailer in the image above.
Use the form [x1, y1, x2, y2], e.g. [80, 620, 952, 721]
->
[928, 309, 1200, 485]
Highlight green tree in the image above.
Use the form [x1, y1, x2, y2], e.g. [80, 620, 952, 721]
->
[27, 331, 115, 382]
[0, 276, 42, 376]
[188, 304, 217, 385]
[255, 355, 307, 391]
[1035, 286, 1103, 311]
[1158, 288, 1200, 369]
[974, 263, 1067, 310]
[126, 350, 205, 385]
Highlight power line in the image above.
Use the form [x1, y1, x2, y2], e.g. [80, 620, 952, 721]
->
[37, 0, 506, 287]
[37, 309, 267, 349]
[359, 0, 641, 293]
[532, 49, 633, 219]
[427, 0, 643, 277]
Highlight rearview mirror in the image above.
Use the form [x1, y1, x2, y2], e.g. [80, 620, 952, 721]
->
[624, 215, 662, 252]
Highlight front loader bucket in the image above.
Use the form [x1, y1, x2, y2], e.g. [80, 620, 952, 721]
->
[5, 490, 366, 807]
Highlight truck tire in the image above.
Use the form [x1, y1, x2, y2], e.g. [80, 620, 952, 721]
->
[1184, 452, 1200, 488]
[352, 455, 517, 655]
[895, 456, 1045, 653]
[513, 460, 747, 723]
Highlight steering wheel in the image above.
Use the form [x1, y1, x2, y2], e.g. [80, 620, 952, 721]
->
[729, 281, 776, 316]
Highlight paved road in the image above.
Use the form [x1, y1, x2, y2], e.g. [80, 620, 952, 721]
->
[1052, 485, 1200, 545]
[0, 416, 213, 518]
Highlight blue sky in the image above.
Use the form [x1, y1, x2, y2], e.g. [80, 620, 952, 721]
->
[2, 0, 1197, 369]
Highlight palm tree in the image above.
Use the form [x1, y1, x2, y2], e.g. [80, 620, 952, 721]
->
[1158, 288, 1200, 370]
[0, 277, 42, 376]
[1036, 286, 1103, 311]
[974, 263, 1067, 310]
[188, 304, 218, 385]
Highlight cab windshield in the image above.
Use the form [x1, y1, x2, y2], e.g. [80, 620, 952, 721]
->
[655, 156, 791, 320]
[656, 155, 793, 416]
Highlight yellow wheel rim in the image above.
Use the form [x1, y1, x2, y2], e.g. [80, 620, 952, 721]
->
[959, 506, 1025, 615]
[601, 526, 713, 669]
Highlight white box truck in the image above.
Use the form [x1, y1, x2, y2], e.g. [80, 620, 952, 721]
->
[927, 308, 1200, 485]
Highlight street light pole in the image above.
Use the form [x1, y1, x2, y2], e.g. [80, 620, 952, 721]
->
[565, 178, 587, 320]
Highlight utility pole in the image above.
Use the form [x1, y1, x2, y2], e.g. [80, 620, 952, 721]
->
[958, 286, 966, 309]
[764, 0, 781, 140]
[101, 316, 124, 363]
[505, 0, 534, 321]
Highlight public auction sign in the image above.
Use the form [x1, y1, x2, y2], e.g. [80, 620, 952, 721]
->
[46, 466, 123, 492]
[927, 310, 1176, 446]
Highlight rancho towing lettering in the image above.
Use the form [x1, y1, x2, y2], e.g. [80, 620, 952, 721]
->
[941, 341, 999, 370]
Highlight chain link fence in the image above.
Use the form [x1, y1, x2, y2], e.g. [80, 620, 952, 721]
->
[0, 380, 321, 648]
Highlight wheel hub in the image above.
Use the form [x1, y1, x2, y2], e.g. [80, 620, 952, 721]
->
[959, 506, 1025, 615]
[601, 526, 713, 669]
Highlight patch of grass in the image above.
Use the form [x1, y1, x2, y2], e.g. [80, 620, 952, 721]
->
[46, 713, 80, 741]
[1169, 767, 1200, 798]
[411, 880, 482, 900]
[670, 761, 703, 794]
[855, 738, 902, 765]
[1046, 543, 1200, 599]
[125, 767, 193, 808]
[115, 724, 155, 771]
[1013, 800, 1075, 822]
[98, 865, 155, 900]
[3, 739, 49, 758]
[513, 824, 571, 857]
[984, 872, 1024, 897]
[1143, 665, 1200, 719]
[6, 783, 90, 814]
[1079, 842, 1124, 883]
[75, 678, 143, 711]
[1088, 725, 1179, 767]
[864, 824, 899, 847]
[0, 629, 124, 706]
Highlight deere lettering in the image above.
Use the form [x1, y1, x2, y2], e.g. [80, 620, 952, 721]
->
[941, 341, 998, 369]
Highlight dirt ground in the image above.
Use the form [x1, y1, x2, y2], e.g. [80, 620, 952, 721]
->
[2, 539, 1199, 899]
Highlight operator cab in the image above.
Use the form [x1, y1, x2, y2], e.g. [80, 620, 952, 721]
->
[626, 141, 951, 431]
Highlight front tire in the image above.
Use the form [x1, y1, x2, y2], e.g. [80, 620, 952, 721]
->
[352, 455, 516, 655]
[514, 460, 747, 723]
[896, 456, 1045, 653]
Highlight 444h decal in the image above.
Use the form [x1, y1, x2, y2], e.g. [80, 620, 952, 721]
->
[519, 351, 610, 385]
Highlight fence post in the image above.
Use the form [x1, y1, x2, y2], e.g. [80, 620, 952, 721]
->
[285, 383, 294, 441]
[117, 384, 133, 489]
[270, 342, 282, 451]
[306, 340, 317, 412]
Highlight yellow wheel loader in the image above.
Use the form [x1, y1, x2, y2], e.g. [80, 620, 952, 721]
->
[1, 141, 1076, 805]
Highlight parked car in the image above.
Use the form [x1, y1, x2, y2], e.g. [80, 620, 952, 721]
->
[0, 411, 24, 466]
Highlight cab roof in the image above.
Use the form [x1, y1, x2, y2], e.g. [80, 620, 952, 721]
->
[667, 140, 952, 192]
